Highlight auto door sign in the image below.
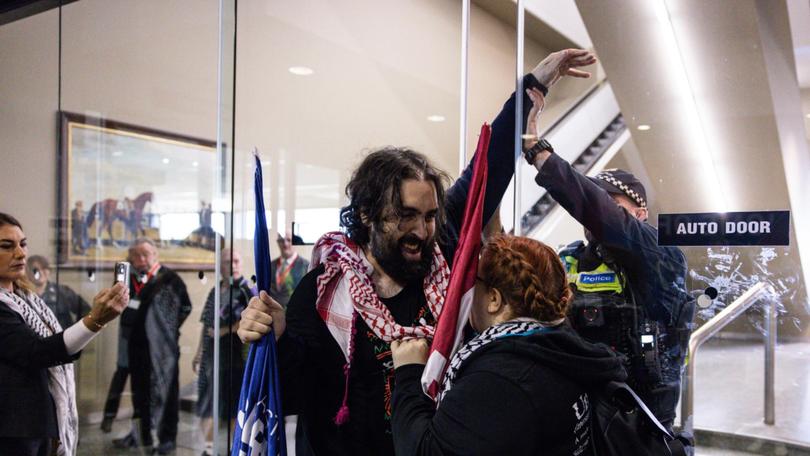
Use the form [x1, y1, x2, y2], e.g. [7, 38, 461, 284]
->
[657, 211, 790, 246]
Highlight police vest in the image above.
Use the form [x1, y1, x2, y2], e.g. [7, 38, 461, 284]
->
[563, 255, 624, 294]
[561, 252, 665, 391]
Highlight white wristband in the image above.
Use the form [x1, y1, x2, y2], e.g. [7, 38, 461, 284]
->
[64, 320, 99, 355]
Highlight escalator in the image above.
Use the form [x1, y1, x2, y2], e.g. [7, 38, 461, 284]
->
[501, 79, 630, 238]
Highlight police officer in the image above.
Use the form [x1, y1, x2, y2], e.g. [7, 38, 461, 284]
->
[522, 86, 695, 427]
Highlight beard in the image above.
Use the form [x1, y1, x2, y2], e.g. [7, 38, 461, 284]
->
[368, 228, 434, 284]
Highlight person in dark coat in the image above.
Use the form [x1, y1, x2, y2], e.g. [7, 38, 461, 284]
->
[0, 212, 128, 456]
[237, 49, 599, 456]
[193, 248, 253, 456]
[113, 238, 192, 455]
[70, 201, 88, 255]
[269, 232, 309, 307]
[522, 85, 695, 427]
[389, 235, 626, 456]
[26, 255, 91, 330]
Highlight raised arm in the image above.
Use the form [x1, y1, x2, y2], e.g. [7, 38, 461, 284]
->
[443, 49, 596, 260]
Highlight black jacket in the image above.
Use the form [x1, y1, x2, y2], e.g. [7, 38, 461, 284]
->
[391, 324, 626, 456]
[535, 153, 695, 423]
[0, 299, 79, 438]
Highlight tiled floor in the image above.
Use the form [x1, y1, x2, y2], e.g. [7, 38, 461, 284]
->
[684, 340, 810, 449]
[78, 412, 220, 455]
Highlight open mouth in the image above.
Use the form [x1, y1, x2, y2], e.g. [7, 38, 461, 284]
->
[400, 239, 423, 261]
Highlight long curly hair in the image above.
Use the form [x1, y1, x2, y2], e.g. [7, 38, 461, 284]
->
[339, 147, 450, 245]
[479, 235, 572, 322]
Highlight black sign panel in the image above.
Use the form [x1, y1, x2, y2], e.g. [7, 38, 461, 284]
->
[658, 211, 790, 246]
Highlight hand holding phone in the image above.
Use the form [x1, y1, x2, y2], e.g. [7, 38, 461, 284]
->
[114, 261, 131, 289]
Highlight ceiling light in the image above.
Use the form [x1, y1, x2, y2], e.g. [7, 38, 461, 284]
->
[427, 115, 446, 122]
[162, 158, 170, 164]
[288, 66, 314, 76]
[805, 113, 810, 119]
[637, 124, 651, 131]
[112, 150, 123, 157]
[192, 161, 199, 167]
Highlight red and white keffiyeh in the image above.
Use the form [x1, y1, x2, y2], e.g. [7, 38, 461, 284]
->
[311, 231, 450, 360]
[311, 231, 450, 424]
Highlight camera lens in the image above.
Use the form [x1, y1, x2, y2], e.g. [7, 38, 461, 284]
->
[582, 306, 599, 322]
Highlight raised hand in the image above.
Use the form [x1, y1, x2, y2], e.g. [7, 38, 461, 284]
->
[238, 291, 286, 343]
[83, 282, 129, 331]
[531, 48, 597, 88]
[523, 87, 546, 149]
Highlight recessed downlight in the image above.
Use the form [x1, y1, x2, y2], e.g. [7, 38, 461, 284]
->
[289, 66, 314, 76]
[427, 115, 446, 122]
[162, 158, 170, 164]
[637, 124, 651, 131]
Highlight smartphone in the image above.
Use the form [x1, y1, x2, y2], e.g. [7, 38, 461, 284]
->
[114, 261, 131, 289]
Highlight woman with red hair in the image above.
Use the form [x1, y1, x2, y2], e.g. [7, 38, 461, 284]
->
[390, 235, 627, 455]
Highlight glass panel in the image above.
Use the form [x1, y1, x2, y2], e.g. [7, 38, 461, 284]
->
[230, 0, 463, 453]
[1, 1, 233, 453]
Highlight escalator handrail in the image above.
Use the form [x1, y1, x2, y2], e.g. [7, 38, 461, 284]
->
[536, 78, 609, 138]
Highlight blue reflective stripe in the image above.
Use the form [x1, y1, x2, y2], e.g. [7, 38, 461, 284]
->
[495, 327, 554, 339]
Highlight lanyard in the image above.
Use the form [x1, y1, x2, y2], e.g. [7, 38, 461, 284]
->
[133, 262, 161, 296]
[275, 254, 298, 289]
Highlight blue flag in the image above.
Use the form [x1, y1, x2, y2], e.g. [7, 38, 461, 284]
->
[232, 153, 287, 456]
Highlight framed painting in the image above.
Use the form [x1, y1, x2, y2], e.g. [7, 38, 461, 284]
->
[58, 112, 222, 270]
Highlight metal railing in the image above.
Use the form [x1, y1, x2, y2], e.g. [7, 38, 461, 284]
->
[680, 281, 776, 433]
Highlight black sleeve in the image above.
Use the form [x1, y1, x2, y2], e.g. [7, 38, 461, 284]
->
[61, 285, 90, 321]
[0, 303, 78, 369]
[275, 266, 323, 415]
[442, 74, 547, 260]
[200, 288, 215, 325]
[173, 275, 193, 326]
[392, 364, 539, 456]
[76, 293, 91, 319]
[536, 153, 688, 322]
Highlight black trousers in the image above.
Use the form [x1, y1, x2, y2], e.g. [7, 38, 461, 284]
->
[129, 343, 179, 445]
[129, 344, 154, 445]
[0, 437, 52, 456]
[102, 366, 130, 420]
[157, 366, 179, 444]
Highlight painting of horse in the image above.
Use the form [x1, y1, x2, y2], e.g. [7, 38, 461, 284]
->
[59, 111, 218, 269]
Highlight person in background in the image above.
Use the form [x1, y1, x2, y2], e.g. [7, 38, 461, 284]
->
[269, 232, 310, 307]
[389, 235, 626, 455]
[0, 212, 128, 456]
[522, 85, 695, 427]
[113, 238, 192, 455]
[71, 201, 88, 255]
[26, 255, 91, 330]
[100, 251, 137, 433]
[193, 248, 253, 456]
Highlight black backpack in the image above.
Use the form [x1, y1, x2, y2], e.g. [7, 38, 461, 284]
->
[589, 381, 692, 456]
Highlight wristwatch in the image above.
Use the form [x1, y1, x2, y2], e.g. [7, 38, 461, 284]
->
[524, 138, 554, 165]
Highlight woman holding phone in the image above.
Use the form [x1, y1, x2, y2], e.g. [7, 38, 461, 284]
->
[0, 212, 129, 456]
